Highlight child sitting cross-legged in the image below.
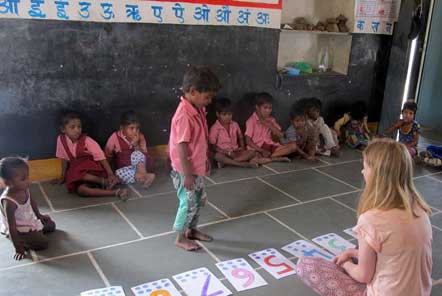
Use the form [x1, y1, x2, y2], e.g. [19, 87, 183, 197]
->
[209, 98, 258, 168]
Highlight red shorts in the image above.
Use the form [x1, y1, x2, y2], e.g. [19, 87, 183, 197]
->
[261, 143, 279, 154]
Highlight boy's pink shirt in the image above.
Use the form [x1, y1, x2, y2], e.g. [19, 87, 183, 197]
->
[245, 112, 281, 147]
[55, 135, 106, 161]
[354, 207, 432, 296]
[104, 131, 148, 158]
[209, 120, 241, 152]
[169, 97, 209, 176]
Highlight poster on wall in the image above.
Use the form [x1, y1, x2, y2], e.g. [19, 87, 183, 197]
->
[0, 0, 282, 29]
[354, 0, 401, 35]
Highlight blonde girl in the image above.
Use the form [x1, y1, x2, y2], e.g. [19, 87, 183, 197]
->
[297, 138, 433, 296]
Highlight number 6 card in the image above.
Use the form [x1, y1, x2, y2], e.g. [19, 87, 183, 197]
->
[131, 278, 182, 296]
[248, 248, 296, 279]
[215, 258, 267, 292]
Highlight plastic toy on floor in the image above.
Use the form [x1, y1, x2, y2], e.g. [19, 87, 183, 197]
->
[419, 145, 442, 167]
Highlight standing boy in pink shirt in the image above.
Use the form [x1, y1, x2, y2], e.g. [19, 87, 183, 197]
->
[169, 66, 221, 251]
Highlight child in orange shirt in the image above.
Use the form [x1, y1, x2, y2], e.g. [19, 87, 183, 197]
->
[297, 138, 432, 296]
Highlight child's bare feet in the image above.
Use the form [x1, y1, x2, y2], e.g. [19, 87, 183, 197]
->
[115, 188, 129, 201]
[272, 157, 291, 163]
[186, 228, 213, 242]
[105, 176, 119, 190]
[176, 234, 201, 251]
[253, 157, 272, 165]
[141, 173, 156, 189]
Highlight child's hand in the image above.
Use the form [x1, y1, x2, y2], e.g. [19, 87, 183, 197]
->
[183, 174, 195, 190]
[395, 120, 404, 129]
[14, 243, 26, 261]
[333, 249, 353, 266]
[39, 214, 53, 225]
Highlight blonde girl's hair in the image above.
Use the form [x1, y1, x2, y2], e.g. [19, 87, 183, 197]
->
[357, 138, 431, 217]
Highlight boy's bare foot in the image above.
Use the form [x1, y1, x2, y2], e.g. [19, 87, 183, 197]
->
[105, 177, 119, 190]
[272, 157, 291, 162]
[141, 173, 156, 189]
[115, 188, 129, 201]
[253, 157, 272, 165]
[176, 234, 201, 251]
[186, 229, 213, 242]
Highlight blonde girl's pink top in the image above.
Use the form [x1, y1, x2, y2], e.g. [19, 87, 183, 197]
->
[0, 190, 43, 235]
[354, 206, 432, 296]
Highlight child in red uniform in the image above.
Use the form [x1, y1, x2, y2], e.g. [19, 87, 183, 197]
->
[105, 111, 155, 188]
[55, 112, 128, 199]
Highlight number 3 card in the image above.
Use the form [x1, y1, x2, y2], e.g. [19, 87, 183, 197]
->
[131, 278, 182, 296]
[313, 233, 356, 255]
[215, 258, 267, 292]
[248, 248, 296, 279]
[173, 267, 231, 296]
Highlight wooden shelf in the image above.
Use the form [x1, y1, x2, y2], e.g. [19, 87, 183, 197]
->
[280, 29, 351, 36]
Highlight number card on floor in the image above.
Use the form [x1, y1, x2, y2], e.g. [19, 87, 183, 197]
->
[215, 258, 268, 292]
[282, 240, 334, 261]
[131, 278, 182, 296]
[248, 248, 296, 279]
[313, 233, 356, 255]
[81, 286, 125, 296]
[343, 227, 358, 239]
[173, 267, 231, 296]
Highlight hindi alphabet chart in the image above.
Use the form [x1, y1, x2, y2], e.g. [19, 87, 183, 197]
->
[0, 0, 282, 29]
[173, 267, 232, 296]
[131, 279, 182, 296]
[248, 248, 296, 279]
[312, 233, 356, 255]
[354, 0, 401, 35]
[282, 240, 334, 261]
[215, 258, 268, 292]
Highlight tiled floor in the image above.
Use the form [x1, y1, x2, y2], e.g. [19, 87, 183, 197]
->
[1, 147, 441, 295]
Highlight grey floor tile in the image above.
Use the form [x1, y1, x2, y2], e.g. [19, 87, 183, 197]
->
[0, 236, 34, 270]
[431, 285, 442, 296]
[264, 158, 323, 173]
[261, 169, 355, 202]
[431, 213, 442, 229]
[40, 181, 136, 211]
[115, 193, 226, 237]
[319, 147, 362, 164]
[235, 269, 318, 296]
[199, 214, 302, 262]
[30, 183, 51, 214]
[130, 171, 176, 197]
[269, 199, 357, 240]
[431, 173, 442, 182]
[413, 163, 441, 178]
[415, 177, 442, 211]
[0, 254, 106, 296]
[317, 161, 364, 189]
[209, 166, 273, 183]
[333, 191, 362, 210]
[207, 179, 298, 217]
[36, 204, 140, 258]
[92, 233, 221, 289]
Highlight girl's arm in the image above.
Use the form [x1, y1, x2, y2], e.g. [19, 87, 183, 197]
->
[384, 120, 402, 136]
[30, 194, 52, 223]
[3, 200, 25, 260]
[342, 237, 377, 284]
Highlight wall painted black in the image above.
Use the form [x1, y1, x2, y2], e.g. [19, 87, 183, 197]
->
[0, 19, 391, 159]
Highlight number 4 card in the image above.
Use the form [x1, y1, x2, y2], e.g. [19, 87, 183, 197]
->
[248, 248, 296, 279]
[131, 278, 182, 296]
[215, 258, 267, 292]
[173, 267, 231, 296]
[312, 233, 356, 255]
[282, 240, 334, 261]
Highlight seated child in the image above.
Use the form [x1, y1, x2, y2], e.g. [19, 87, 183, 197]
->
[384, 101, 420, 157]
[105, 111, 155, 188]
[302, 97, 340, 156]
[334, 101, 371, 149]
[297, 139, 432, 296]
[245, 92, 298, 162]
[0, 157, 56, 260]
[209, 98, 258, 168]
[282, 108, 317, 160]
[55, 112, 128, 199]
